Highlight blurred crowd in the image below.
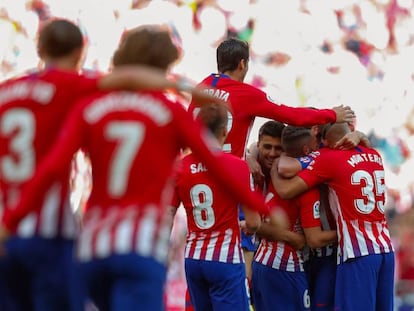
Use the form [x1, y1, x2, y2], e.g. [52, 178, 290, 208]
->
[1, 0, 414, 309]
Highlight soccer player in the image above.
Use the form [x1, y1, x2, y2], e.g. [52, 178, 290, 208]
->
[0, 25, 270, 311]
[188, 38, 354, 299]
[171, 103, 261, 311]
[278, 126, 338, 311]
[188, 37, 356, 159]
[244, 121, 285, 279]
[0, 18, 229, 311]
[251, 129, 313, 311]
[272, 122, 395, 311]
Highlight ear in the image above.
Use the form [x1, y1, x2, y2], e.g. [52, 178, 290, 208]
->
[71, 47, 85, 67]
[239, 59, 247, 71]
[222, 126, 228, 138]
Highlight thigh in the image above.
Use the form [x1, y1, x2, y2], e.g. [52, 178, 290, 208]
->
[185, 258, 212, 311]
[111, 254, 167, 311]
[335, 255, 380, 311]
[31, 239, 78, 311]
[251, 261, 265, 311]
[7, 237, 76, 311]
[309, 256, 336, 311]
[252, 262, 309, 311]
[205, 261, 249, 311]
[0, 252, 32, 311]
[79, 259, 112, 311]
[376, 252, 395, 311]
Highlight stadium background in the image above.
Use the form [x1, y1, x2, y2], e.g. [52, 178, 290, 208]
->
[1, 0, 414, 310]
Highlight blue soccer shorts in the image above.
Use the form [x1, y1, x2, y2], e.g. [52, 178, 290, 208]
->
[334, 252, 395, 311]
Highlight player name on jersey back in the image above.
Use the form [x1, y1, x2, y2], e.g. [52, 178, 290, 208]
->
[190, 162, 208, 174]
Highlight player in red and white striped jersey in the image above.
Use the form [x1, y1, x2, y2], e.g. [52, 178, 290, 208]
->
[252, 178, 309, 311]
[1, 26, 269, 311]
[0, 19, 236, 311]
[188, 38, 356, 160]
[273, 122, 395, 311]
[172, 103, 261, 311]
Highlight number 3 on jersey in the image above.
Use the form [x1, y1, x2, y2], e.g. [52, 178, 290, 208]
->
[0, 108, 35, 183]
[190, 184, 215, 229]
[352, 169, 385, 214]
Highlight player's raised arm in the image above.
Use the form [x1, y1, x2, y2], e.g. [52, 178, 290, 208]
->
[332, 105, 356, 123]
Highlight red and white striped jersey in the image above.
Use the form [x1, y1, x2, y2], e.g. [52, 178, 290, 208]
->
[298, 146, 394, 263]
[4, 89, 269, 263]
[77, 205, 172, 263]
[0, 68, 99, 239]
[254, 182, 304, 272]
[172, 152, 255, 264]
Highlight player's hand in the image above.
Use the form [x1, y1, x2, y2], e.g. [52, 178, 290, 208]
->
[289, 233, 306, 250]
[239, 220, 256, 236]
[246, 154, 264, 186]
[334, 130, 371, 150]
[334, 131, 360, 150]
[333, 105, 355, 123]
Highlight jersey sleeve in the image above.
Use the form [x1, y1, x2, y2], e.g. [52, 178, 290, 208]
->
[297, 155, 314, 170]
[2, 100, 88, 232]
[297, 187, 322, 228]
[297, 151, 330, 188]
[172, 105, 269, 216]
[245, 86, 336, 126]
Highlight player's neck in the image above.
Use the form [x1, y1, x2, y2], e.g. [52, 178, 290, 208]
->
[42, 58, 79, 72]
[222, 70, 244, 82]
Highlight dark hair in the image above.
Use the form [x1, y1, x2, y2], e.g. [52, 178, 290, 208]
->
[37, 19, 84, 58]
[197, 104, 228, 138]
[216, 37, 249, 73]
[281, 126, 312, 157]
[258, 120, 285, 140]
[113, 26, 179, 71]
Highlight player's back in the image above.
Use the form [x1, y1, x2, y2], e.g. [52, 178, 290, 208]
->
[174, 151, 249, 263]
[313, 146, 387, 223]
[300, 145, 394, 262]
[0, 68, 98, 237]
[80, 90, 183, 210]
[76, 89, 188, 262]
[189, 74, 263, 158]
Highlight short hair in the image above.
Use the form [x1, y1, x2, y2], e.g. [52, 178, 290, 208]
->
[258, 120, 285, 141]
[322, 122, 350, 145]
[320, 123, 334, 140]
[216, 37, 249, 73]
[112, 26, 179, 71]
[281, 126, 312, 157]
[197, 104, 228, 138]
[37, 19, 84, 58]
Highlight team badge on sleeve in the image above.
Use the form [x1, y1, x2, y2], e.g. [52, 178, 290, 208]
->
[313, 201, 320, 219]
